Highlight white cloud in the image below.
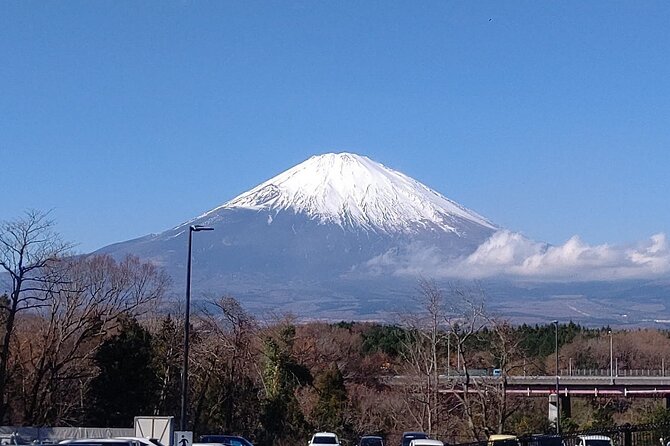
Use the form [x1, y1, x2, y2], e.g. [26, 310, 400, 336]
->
[457, 231, 670, 280]
[628, 233, 669, 273]
[363, 230, 670, 281]
[361, 243, 444, 277]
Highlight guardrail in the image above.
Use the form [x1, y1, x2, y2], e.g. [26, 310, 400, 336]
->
[565, 370, 669, 377]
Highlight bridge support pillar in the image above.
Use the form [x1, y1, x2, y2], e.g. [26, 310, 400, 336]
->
[560, 394, 571, 419]
[548, 394, 558, 426]
[665, 395, 670, 410]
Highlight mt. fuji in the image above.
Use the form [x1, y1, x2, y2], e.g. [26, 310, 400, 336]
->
[97, 152, 499, 316]
[209, 153, 495, 235]
[95, 153, 670, 323]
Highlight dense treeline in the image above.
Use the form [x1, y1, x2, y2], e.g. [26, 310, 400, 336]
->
[3, 211, 670, 446]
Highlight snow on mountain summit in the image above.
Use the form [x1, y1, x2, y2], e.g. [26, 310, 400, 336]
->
[202, 152, 496, 235]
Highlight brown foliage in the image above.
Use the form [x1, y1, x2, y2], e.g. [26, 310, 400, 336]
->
[557, 329, 670, 372]
[8, 254, 168, 425]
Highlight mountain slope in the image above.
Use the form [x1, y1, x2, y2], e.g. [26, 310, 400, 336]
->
[97, 152, 498, 312]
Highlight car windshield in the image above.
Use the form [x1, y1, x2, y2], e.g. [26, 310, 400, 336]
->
[361, 439, 382, 446]
[200, 438, 230, 445]
[530, 438, 561, 446]
[313, 437, 337, 444]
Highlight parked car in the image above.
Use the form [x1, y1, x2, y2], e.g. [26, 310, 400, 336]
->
[309, 433, 340, 446]
[488, 435, 519, 446]
[199, 437, 253, 446]
[359, 437, 383, 446]
[576, 436, 613, 446]
[400, 431, 428, 446]
[402, 433, 428, 446]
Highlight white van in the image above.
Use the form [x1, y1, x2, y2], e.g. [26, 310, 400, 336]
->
[409, 440, 444, 446]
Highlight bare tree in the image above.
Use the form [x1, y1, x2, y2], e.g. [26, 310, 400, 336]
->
[0, 210, 70, 422]
[398, 281, 522, 441]
[443, 284, 488, 440]
[484, 317, 524, 435]
[443, 286, 524, 439]
[190, 296, 260, 434]
[559, 329, 670, 373]
[398, 279, 449, 437]
[14, 254, 168, 425]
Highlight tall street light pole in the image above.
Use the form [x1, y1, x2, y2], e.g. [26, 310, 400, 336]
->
[180, 225, 214, 432]
[552, 320, 560, 435]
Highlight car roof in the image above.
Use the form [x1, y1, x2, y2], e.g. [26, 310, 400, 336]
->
[199, 438, 252, 446]
[64, 441, 135, 444]
[313, 434, 337, 437]
[360, 437, 382, 440]
[60, 442, 136, 446]
[489, 434, 519, 443]
[578, 437, 611, 441]
[409, 441, 443, 446]
[61, 444, 128, 446]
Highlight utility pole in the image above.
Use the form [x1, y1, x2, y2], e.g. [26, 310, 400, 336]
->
[609, 329, 613, 383]
[553, 320, 560, 435]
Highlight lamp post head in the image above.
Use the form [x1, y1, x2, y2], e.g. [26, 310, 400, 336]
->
[190, 225, 214, 232]
[551, 320, 558, 325]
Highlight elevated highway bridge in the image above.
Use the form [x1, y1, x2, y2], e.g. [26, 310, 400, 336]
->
[390, 373, 670, 422]
[504, 375, 670, 397]
[392, 374, 670, 397]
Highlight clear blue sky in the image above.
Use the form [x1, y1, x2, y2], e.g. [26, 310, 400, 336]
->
[2, 1, 669, 253]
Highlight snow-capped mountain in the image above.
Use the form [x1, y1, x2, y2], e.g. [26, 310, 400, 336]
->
[96, 152, 498, 316]
[198, 153, 495, 235]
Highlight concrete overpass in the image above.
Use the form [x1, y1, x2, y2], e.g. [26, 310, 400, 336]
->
[438, 374, 670, 421]
[506, 375, 670, 396]
[390, 374, 670, 398]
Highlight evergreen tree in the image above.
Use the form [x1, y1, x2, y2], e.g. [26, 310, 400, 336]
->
[259, 324, 311, 446]
[87, 315, 160, 426]
[313, 364, 348, 435]
[361, 324, 407, 357]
